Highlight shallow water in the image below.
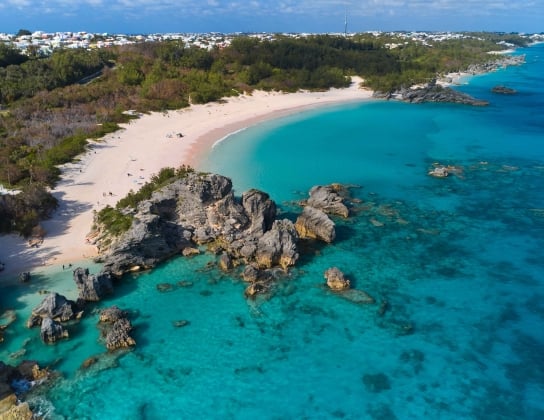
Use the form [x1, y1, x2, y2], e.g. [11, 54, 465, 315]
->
[1, 44, 544, 419]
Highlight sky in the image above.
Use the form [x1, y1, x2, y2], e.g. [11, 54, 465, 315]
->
[0, 0, 542, 35]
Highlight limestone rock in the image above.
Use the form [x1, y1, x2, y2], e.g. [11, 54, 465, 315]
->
[242, 265, 259, 282]
[98, 306, 135, 351]
[307, 185, 349, 217]
[255, 219, 299, 269]
[491, 85, 516, 94]
[99, 306, 126, 323]
[73, 267, 113, 302]
[244, 282, 269, 299]
[182, 247, 200, 256]
[241, 189, 276, 235]
[27, 293, 81, 328]
[295, 207, 336, 243]
[324, 267, 351, 291]
[40, 317, 69, 343]
[105, 318, 136, 351]
[399, 84, 489, 106]
[218, 253, 233, 271]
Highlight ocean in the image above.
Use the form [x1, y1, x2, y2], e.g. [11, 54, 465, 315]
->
[1, 43, 543, 419]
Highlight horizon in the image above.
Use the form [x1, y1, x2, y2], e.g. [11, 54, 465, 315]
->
[0, 1, 542, 35]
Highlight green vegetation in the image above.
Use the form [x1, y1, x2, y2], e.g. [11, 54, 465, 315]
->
[0, 32, 526, 236]
[95, 165, 194, 236]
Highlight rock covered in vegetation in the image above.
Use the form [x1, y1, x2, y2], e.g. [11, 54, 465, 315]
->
[93, 173, 360, 302]
[73, 267, 113, 302]
[95, 172, 296, 277]
[26, 293, 82, 328]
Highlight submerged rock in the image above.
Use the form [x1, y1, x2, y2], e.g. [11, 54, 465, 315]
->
[338, 289, 375, 304]
[362, 373, 391, 393]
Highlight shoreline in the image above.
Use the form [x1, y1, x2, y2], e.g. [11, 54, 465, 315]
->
[0, 77, 373, 280]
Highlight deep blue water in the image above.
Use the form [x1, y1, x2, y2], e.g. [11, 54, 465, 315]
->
[1, 44, 543, 419]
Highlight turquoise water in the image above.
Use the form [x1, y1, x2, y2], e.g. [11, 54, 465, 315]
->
[2, 44, 544, 419]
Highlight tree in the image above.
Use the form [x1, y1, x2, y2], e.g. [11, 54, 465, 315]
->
[16, 29, 32, 37]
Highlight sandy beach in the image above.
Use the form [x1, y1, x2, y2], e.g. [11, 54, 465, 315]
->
[0, 77, 373, 279]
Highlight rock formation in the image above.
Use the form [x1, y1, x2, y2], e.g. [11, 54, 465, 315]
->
[40, 317, 69, 343]
[105, 318, 136, 351]
[93, 172, 303, 279]
[0, 361, 49, 419]
[324, 267, 351, 291]
[91, 173, 359, 300]
[397, 84, 489, 106]
[73, 267, 113, 302]
[324, 267, 375, 304]
[491, 85, 517, 94]
[306, 185, 349, 217]
[295, 206, 336, 243]
[98, 306, 136, 351]
[26, 293, 82, 328]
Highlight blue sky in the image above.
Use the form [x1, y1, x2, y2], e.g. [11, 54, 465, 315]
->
[0, 0, 542, 34]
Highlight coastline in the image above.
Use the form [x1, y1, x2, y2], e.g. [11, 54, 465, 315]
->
[0, 77, 373, 280]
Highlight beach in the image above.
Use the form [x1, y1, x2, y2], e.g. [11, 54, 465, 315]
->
[0, 77, 373, 279]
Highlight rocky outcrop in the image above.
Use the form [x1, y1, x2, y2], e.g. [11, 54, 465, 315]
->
[255, 219, 299, 269]
[0, 361, 49, 419]
[398, 84, 489, 106]
[324, 267, 375, 304]
[98, 306, 135, 351]
[95, 173, 300, 278]
[40, 317, 69, 343]
[295, 206, 336, 243]
[92, 173, 358, 300]
[307, 185, 349, 217]
[491, 85, 517, 94]
[242, 189, 276, 235]
[105, 318, 135, 351]
[324, 267, 351, 291]
[26, 293, 82, 328]
[99, 305, 126, 323]
[73, 267, 113, 302]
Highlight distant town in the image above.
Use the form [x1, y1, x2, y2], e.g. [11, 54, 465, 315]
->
[2, 30, 543, 56]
